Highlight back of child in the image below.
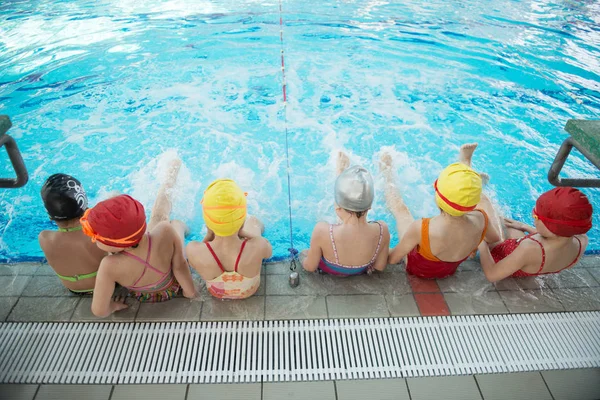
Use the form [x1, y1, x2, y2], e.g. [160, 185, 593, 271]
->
[303, 154, 390, 275]
[383, 144, 499, 279]
[82, 194, 196, 317]
[38, 174, 106, 294]
[479, 187, 592, 281]
[187, 179, 272, 300]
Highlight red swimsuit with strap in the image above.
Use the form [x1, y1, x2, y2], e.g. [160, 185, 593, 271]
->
[491, 234, 583, 277]
[406, 210, 489, 279]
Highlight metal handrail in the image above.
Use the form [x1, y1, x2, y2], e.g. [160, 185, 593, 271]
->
[548, 120, 600, 188]
[0, 115, 28, 188]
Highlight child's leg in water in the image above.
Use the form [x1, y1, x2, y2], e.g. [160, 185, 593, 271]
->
[380, 152, 414, 238]
[148, 157, 182, 231]
[459, 143, 505, 243]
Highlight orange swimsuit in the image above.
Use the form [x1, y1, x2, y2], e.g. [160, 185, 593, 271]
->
[406, 210, 489, 279]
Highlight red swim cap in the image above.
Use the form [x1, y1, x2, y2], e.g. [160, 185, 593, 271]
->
[534, 187, 593, 237]
[80, 195, 147, 248]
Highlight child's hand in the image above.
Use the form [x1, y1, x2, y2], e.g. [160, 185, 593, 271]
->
[183, 288, 198, 299]
[504, 218, 533, 232]
[110, 296, 129, 313]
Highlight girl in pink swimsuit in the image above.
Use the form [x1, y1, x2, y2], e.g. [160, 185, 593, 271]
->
[478, 187, 592, 282]
[303, 152, 390, 276]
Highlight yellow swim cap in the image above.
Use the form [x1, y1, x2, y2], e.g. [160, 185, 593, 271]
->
[434, 163, 482, 217]
[202, 179, 247, 237]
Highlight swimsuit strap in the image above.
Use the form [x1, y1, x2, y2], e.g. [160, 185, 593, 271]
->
[470, 209, 490, 255]
[368, 222, 384, 264]
[234, 239, 249, 272]
[476, 209, 489, 246]
[418, 218, 439, 261]
[329, 224, 340, 264]
[560, 236, 583, 272]
[123, 234, 168, 289]
[205, 242, 225, 272]
[57, 226, 83, 233]
[523, 235, 546, 273]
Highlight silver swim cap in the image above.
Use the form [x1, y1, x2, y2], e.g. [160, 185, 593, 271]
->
[334, 165, 374, 212]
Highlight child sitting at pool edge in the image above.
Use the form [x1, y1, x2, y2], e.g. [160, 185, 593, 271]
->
[302, 151, 390, 275]
[382, 144, 501, 279]
[81, 158, 196, 317]
[478, 186, 592, 281]
[186, 179, 272, 300]
[38, 174, 107, 294]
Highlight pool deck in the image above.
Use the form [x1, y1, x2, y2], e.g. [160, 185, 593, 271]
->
[1, 257, 600, 399]
[2, 256, 600, 323]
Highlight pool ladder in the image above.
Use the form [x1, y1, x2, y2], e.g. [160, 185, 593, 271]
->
[548, 119, 600, 188]
[0, 115, 28, 189]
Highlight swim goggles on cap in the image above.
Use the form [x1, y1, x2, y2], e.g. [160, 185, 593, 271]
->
[434, 180, 477, 213]
[532, 207, 591, 227]
[80, 208, 147, 246]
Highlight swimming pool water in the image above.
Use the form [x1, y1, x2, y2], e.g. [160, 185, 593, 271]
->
[1, 0, 599, 262]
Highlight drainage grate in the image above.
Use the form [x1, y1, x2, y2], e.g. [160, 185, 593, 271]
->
[1, 312, 599, 384]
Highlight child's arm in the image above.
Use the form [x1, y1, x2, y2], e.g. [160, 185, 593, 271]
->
[170, 227, 196, 299]
[504, 218, 537, 234]
[478, 241, 528, 282]
[372, 222, 391, 272]
[261, 237, 273, 260]
[91, 260, 128, 318]
[302, 223, 326, 272]
[388, 220, 420, 265]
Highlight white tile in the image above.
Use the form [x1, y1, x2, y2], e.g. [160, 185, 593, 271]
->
[326, 295, 389, 318]
[476, 372, 552, 400]
[263, 382, 335, 400]
[35, 385, 111, 400]
[111, 385, 186, 400]
[0, 384, 38, 400]
[8, 297, 79, 322]
[265, 296, 327, 319]
[542, 369, 600, 400]
[337, 379, 410, 400]
[201, 296, 264, 321]
[188, 383, 261, 400]
[408, 376, 482, 400]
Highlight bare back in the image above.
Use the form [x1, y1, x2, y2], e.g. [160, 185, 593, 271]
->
[426, 211, 487, 261]
[39, 230, 106, 291]
[187, 237, 267, 281]
[518, 234, 587, 274]
[320, 221, 389, 266]
[106, 222, 178, 288]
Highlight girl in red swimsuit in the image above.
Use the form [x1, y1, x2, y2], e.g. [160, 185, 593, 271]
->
[478, 187, 593, 282]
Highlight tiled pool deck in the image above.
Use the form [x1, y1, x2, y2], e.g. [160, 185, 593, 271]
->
[1, 257, 600, 400]
[2, 257, 600, 322]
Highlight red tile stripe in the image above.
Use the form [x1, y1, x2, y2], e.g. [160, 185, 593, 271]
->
[408, 275, 451, 316]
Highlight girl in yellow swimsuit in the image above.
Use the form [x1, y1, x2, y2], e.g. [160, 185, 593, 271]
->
[186, 179, 272, 300]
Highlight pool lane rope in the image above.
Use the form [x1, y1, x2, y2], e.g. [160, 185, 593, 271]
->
[278, 0, 300, 276]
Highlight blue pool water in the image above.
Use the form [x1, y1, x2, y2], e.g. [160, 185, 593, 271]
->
[0, 0, 599, 262]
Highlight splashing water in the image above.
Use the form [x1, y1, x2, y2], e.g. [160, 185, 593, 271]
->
[0, 0, 599, 261]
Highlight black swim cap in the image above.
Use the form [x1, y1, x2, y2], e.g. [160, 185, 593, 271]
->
[41, 174, 88, 220]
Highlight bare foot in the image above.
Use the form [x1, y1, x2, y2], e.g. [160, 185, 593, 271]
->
[480, 172, 490, 186]
[164, 158, 182, 188]
[337, 151, 350, 175]
[379, 152, 394, 172]
[459, 143, 478, 167]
